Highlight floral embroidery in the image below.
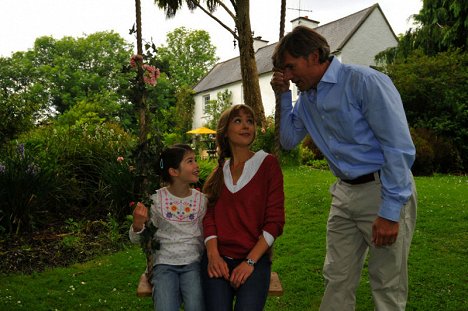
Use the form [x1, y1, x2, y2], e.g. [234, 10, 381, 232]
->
[159, 188, 200, 222]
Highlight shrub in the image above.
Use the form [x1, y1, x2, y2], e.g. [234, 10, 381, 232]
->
[252, 115, 276, 154]
[0, 143, 58, 234]
[410, 128, 463, 176]
[195, 159, 217, 189]
[299, 145, 316, 166]
[15, 122, 138, 224]
[301, 135, 324, 160]
[386, 50, 468, 172]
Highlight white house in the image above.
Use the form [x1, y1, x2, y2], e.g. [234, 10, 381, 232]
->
[192, 3, 398, 128]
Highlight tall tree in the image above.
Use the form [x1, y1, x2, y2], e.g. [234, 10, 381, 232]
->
[412, 0, 467, 55]
[0, 32, 134, 145]
[376, 0, 468, 63]
[154, 0, 267, 127]
[273, 0, 287, 158]
[157, 27, 218, 89]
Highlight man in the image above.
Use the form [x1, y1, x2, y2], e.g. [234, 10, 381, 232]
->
[270, 26, 417, 310]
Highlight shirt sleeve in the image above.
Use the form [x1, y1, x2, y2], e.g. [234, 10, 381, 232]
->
[262, 155, 285, 238]
[262, 230, 274, 246]
[362, 73, 416, 221]
[280, 91, 308, 150]
[203, 200, 217, 239]
[129, 225, 143, 243]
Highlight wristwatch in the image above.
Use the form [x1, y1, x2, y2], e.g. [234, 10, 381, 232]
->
[245, 258, 256, 267]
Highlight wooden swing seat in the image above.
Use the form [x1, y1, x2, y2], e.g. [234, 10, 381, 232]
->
[137, 271, 283, 297]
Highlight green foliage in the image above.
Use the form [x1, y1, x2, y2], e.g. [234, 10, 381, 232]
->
[173, 85, 196, 141]
[145, 73, 177, 138]
[376, 0, 467, 63]
[98, 156, 139, 221]
[412, 0, 468, 55]
[299, 145, 316, 165]
[13, 122, 138, 227]
[252, 115, 275, 153]
[0, 57, 42, 145]
[0, 32, 134, 145]
[30, 32, 134, 114]
[195, 159, 217, 189]
[384, 50, 468, 172]
[203, 89, 233, 130]
[299, 143, 329, 170]
[0, 143, 58, 234]
[410, 128, 463, 175]
[156, 26, 218, 89]
[410, 128, 436, 176]
[374, 1, 467, 174]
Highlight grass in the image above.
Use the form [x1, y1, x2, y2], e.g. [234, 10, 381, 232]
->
[1, 167, 467, 310]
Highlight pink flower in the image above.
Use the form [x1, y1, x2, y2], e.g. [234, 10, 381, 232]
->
[142, 64, 160, 86]
[129, 201, 136, 207]
[130, 55, 161, 86]
[117, 156, 124, 163]
[130, 54, 143, 68]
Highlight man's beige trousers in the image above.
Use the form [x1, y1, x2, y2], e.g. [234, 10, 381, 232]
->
[319, 173, 417, 311]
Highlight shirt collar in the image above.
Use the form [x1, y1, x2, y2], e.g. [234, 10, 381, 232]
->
[223, 150, 268, 193]
[320, 56, 341, 85]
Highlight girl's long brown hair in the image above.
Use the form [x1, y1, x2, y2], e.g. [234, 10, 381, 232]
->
[202, 104, 256, 207]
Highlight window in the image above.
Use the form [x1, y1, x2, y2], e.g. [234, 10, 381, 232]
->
[202, 94, 210, 114]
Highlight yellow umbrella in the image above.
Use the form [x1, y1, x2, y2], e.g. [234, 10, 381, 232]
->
[186, 127, 216, 134]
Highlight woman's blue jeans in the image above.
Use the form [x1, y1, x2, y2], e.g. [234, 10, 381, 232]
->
[201, 253, 271, 311]
[151, 261, 205, 311]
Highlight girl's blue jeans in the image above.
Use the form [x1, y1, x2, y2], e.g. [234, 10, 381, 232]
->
[151, 261, 205, 311]
[201, 252, 271, 311]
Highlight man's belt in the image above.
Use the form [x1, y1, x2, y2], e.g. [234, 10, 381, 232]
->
[341, 172, 376, 185]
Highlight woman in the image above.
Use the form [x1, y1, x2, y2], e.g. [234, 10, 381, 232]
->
[202, 104, 285, 310]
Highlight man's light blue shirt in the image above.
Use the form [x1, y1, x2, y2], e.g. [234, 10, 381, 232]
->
[280, 57, 415, 221]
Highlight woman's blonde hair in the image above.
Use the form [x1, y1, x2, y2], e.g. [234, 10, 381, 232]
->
[202, 104, 256, 206]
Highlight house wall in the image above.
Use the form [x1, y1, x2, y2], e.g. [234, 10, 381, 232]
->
[341, 9, 397, 66]
[193, 73, 299, 129]
[192, 82, 244, 129]
[192, 8, 398, 129]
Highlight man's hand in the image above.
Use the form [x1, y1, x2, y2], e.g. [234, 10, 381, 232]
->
[372, 216, 399, 247]
[270, 69, 290, 94]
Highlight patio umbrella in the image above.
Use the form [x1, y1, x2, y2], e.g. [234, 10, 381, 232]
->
[186, 127, 216, 134]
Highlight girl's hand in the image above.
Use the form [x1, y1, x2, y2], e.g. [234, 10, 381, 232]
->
[230, 261, 254, 289]
[132, 202, 148, 232]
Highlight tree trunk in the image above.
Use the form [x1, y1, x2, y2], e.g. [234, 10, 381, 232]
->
[235, 0, 266, 128]
[134, 0, 149, 195]
[273, 0, 287, 158]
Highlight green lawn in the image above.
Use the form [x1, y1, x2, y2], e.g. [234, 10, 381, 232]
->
[1, 167, 467, 310]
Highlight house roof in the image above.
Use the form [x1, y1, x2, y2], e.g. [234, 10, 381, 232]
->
[194, 3, 390, 93]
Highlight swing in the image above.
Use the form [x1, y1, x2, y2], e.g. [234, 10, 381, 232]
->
[136, 271, 283, 297]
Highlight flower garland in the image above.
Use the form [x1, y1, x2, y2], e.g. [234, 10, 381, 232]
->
[130, 54, 161, 86]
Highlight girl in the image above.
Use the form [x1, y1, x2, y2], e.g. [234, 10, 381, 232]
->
[129, 144, 207, 311]
[202, 105, 285, 310]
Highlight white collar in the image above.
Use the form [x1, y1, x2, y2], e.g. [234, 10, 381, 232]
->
[223, 150, 268, 193]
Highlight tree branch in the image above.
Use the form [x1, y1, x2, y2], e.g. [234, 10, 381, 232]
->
[194, 2, 238, 39]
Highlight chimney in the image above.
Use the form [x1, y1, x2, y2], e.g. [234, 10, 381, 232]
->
[253, 36, 269, 52]
[291, 16, 320, 29]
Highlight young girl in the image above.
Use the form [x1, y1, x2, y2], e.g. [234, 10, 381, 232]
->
[129, 144, 207, 311]
[202, 105, 285, 310]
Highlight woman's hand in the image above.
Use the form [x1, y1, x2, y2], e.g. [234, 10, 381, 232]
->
[230, 261, 254, 289]
[132, 202, 148, 232]
[207, 254, 230, 280]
